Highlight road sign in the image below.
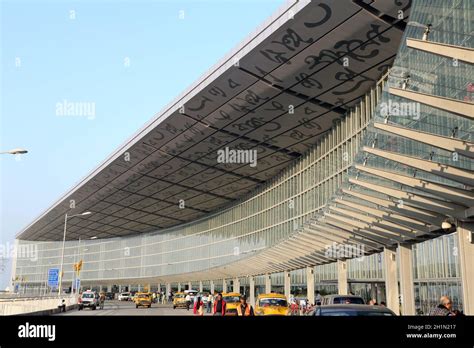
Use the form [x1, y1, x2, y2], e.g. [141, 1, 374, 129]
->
[48, 268, 59, 288]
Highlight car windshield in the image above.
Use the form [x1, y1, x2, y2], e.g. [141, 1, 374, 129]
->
[121, 293, 129, 296]
[223, 296, 240, 303]
[259, 298, 287, 307]
[82, 293, 94, 299]
[175, 294, 185, 298]
[333, 297, 364, 304]
[138, 294, 149, 298]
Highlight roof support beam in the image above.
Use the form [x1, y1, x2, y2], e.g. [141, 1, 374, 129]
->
[389, 87, 474, 119]
[363, 146, 474, 187]
[374, 122, 474, 160]
[349, 178, 467, 219]
[355, 165, 474, 206]
[406, 38, 474, 64]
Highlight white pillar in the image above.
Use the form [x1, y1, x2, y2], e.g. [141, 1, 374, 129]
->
[384, 247, 400, 315]
[199, 281, 203, 293]
[157, 283, 161, 292]
[222, 279, 227, 293]
[107, 284, 112, 292]
[337, 260, 348, 295]
[398, 244, 415, 315]
[177, 283, 181, 292]
[306, 266, 315, 305]
[166, 283, 171, 294]
[249, 276, 255, 307]
[265, 274, 271, 293]
[284, 271, 291, 299]
[458, 223, 474, 315]
[233, 277, 240, 293]
[188, 281, 192, 290]
[210, 280, 215, 294]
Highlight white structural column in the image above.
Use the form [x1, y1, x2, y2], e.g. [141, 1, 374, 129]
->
[249, 276, 255, 307]
[233, 277, 240, 293]
[284, 271, 291, 299]
[265, 274, 271, 294]
[166, 283, 171, 296]
[199, 281, 203, 292]
[398, 244, 415, 315]
[384, 247, 400, 315]
[306, 266, 315, 305]
[188, 281, 192, 290]
[457, 223, 474, 315]
[222, 279, 227, 293]
[337, 260, 348, 295]
[210, 280, 215, 295]
[177, 283, 181, 292]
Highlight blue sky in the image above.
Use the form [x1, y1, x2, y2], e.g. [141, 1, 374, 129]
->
[0, 0, 285, 289]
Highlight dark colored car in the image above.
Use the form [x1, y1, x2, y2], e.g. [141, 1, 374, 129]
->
[105, 292, 115, 300]
[309, 304, 396, 316]
[321, 294, 365, 305]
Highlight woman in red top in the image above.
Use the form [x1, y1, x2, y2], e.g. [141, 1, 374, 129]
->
[193, 296, 204, 316]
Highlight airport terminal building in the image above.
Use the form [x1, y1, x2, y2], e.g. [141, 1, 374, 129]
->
[12, 0, 473, 315]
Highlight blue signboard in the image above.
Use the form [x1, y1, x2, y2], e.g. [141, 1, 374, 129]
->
[75, 278, 81, 291]
[48, 268, 59, 287]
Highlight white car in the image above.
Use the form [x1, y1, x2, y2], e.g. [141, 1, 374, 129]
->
[118, 292, 131, 301]
[78, 291, 99, 310]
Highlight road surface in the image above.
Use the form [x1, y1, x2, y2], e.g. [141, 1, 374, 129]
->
[55, 300, 213, 316]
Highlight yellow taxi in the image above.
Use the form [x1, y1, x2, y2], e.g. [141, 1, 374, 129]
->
[134, 292, 152, 308]
[222, 292, 241, 316]
[255, 293, 289, 316]
[172, 292, 187, 309]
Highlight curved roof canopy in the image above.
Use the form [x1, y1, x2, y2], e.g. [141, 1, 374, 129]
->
[18, 0, 411, 241]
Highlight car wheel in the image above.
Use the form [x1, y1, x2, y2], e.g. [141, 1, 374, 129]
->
[173, 305, 176, 309]
[92, 305, 96, 310]
[136, 304, 139, 308]
[148, 305, 151, 308]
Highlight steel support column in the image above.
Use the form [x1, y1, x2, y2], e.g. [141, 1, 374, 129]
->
[457, 222, 474, 315]
[306, 266, 315, 305]
[384, 247, 400, 315]
[284, 271, 291, 299]
[337, 260, 348, 295]
[398, 244, 415, 315]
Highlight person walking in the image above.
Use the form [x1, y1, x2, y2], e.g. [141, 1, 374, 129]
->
[194, 296, 204, 316]
[213, 293, 226, 316]
[236, 295, 254, 316]
[185, 293, 192, 311]
[315, 291, 322, 306]
[207, 293, 213, 313]
[429, 296, 454, 316]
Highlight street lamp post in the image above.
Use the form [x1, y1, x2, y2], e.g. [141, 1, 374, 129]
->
[58, 212, 92, 296]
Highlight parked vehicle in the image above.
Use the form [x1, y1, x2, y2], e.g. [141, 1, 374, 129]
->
[78, 290, 99, 310]
[308, 304, 396, 316]
[105, 292, 115, 300]
[173, 292, 187, 309]
[320, 294, 365, 305]
[254, 293, 289, 316]
[221, 292, 241, 316]
[134, 292, 152, 308]
[118, 292, 131, 301]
